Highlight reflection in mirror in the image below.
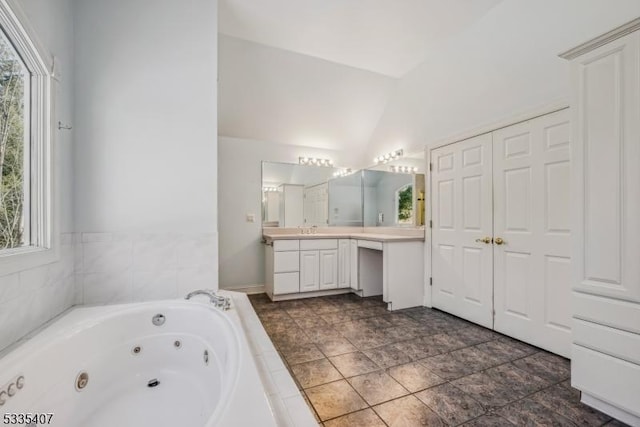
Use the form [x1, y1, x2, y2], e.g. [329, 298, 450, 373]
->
[261, 161, 363, 227]
[396, 183, 413, 224]
[363, 170, 425, 227]
[328, 172, 363, 226]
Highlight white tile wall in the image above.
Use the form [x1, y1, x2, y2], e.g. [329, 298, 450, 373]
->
[77, 232, 218, 304]
[0, 233, 77, 352]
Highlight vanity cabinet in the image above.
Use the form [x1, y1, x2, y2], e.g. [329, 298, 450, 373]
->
[338, 239, 350, 288]
[349, 239, 359, 290]
[266, 238, 343, 296]
[561, 19, 640, 425]
[300, 239, 338, 292]
[265, 234, 424, 310]
[319, 249, 338, 290]
[300, 250, 320, 292]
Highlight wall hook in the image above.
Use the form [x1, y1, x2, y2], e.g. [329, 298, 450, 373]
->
[58, 121, 72, 130]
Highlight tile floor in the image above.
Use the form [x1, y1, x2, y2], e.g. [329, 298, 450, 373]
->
[249, 292, 629, 427]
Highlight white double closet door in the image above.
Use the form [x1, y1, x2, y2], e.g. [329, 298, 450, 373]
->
[431, 109, 572, 357]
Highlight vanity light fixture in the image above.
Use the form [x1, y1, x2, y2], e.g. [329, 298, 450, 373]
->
[374, 149, 403, 164]
[299, 157, 333, 167]
[263, 187, 278, 192]
[390, 165, 418, 174]
[333, 168, 353, 177]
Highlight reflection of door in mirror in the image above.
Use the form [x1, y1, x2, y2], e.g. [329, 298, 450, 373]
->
[279, 184, 304, 227]
[264, 191, 280, 224]
[303, 183, 328, 226]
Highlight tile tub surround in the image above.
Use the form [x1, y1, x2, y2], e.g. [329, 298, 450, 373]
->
[76, 232, 218, 304]
[225, 290, 318, 427]
[249, 293, 627, 426]
[0, 233, 77, 352]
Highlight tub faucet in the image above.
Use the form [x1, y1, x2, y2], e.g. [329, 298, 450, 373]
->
[185, 289, 231, 311]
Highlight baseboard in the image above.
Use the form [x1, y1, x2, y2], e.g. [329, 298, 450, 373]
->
[221, 284, 266, 295]
[581, 392, 640, 426]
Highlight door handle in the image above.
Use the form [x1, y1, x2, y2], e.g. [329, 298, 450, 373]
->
[494, 237, 505, 245]
[475, 237, 492, 244]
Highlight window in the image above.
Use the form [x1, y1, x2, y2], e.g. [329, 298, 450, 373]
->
[0, 26, 28, 249]
[395, 184, 413, 225]
[0, 0, 53, 264]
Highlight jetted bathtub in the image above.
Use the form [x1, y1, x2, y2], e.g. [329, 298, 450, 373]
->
[0, 299, 277, 427]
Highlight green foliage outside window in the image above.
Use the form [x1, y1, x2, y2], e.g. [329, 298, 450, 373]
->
[397, 184, 413, 224]
[0, 33, 26, 249]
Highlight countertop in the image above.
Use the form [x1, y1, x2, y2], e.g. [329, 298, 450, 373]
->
[262, 231, 424, 243]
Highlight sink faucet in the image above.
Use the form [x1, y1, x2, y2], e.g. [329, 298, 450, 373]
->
[185, 289, 231, 310]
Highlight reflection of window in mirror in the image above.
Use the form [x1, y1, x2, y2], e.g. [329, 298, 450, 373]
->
[395, 184, 413, 225]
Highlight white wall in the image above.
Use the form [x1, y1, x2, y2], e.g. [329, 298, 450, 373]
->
[73, 0, 219, 303]
[366, 0, 640, 159]
[218, 35, 397, 156]
[218, 136, 349, 290]
[0, 0, 76, 352]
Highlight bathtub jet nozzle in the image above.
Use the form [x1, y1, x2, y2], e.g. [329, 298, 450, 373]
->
[152, 314, 166, 326]
[75, 372, 89, 391]
[147, 379, 160, 388]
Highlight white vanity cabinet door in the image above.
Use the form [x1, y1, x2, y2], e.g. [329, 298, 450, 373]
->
[319, 249, 338, 290]
[300, 251, 320, 292]
[350, 240, 359, 290]
[338, 239, 350, 288]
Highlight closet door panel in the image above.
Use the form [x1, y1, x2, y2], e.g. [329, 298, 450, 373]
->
[431, 133, 494, 328]
[493, 109, 572, 357]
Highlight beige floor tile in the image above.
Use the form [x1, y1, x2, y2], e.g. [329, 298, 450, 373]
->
[291, 358, 343, 389]
[387, 361, 446, 393]
[324, 409, 386, 427]
[329, 351, 380, 378]
[373, 395, 445, 426]
[347, 370, 409, 405]
[306, 380, 368, 421]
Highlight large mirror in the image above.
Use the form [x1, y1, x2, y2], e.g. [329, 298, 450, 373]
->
[262, 154, 425, 228]
[362, 170, 425, 227]
[364, 151, 426, 227]
[261, 161, 363, 227]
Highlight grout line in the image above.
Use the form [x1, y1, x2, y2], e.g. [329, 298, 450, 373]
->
[250, 294, 584, 427]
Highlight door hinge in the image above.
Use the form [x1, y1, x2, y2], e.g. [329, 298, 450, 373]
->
[492, 309, 496, 317]
[429, 220, 433, 228]
[429, 277, 433, 286]
[429, 163, 433, 171]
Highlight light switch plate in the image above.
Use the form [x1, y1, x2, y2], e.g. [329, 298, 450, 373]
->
[246, 213, 255, 223]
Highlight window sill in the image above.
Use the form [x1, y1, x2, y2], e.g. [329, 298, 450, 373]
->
[0, 242, 59, 276]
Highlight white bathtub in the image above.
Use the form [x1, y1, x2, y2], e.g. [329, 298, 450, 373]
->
[0, 298, 277, 427]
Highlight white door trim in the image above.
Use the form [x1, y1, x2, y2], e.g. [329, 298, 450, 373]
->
[425, 100, 569, 152]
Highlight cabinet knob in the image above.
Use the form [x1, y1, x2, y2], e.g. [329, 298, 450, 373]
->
[494, 237, 505, 245]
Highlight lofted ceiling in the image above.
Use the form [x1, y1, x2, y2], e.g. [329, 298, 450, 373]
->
[218, 35, 398, 152]
[219, 0, 503, 78]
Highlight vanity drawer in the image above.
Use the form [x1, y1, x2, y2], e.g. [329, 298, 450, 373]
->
[572, 344, 640, 418]
[358, 239, 383, 251]
[274, 251, 299, 273]
[299, 239, 338, 251]
[573, 291, 640, 334]
[274, 272, 300, 295]
[274, 240, 300, 252]
[573, 318, 640, 365]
